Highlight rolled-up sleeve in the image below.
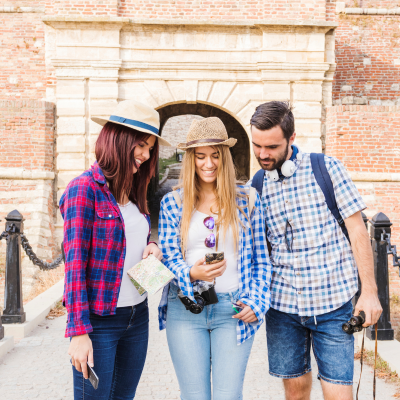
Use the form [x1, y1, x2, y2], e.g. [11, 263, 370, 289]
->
[60, 179, 95, 337]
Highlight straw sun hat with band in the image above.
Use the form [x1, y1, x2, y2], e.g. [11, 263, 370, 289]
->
[177, 117, 237, 150]
[91, 100, 172, 147]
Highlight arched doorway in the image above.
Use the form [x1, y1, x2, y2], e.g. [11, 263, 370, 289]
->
[157, 102, 250, 183]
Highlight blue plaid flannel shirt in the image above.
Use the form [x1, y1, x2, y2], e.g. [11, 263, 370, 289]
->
[158, 186, 273, 344]
[248, 150, 366, 317]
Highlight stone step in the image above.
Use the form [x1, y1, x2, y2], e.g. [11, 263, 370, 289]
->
[168, 167, 182, 179]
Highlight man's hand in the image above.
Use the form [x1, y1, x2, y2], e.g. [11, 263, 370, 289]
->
[345, 211, 383, 327]
[354, 291, 382, 327]
[143, 243, 162, 260]
[232, 301, 258, 323]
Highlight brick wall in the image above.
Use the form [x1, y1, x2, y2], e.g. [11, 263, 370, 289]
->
[49, 1, 118, 15]
[0, 101, 55, 171]
[334, 14, 400, 105]
[0, 8, 46, 100]
[118, 0, 327, 20]
[344, 1, 400, 8]
[325, 105, 400, 332]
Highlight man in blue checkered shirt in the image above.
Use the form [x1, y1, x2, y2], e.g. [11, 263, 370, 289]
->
[248, 101, 382, 400]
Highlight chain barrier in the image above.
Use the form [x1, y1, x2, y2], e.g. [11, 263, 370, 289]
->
[381, 229, 400, 269]
[0, 223, 15, 241]
[1, 222, 63, 271]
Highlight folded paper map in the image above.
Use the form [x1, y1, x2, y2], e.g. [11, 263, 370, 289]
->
[127, 254, 175, 295]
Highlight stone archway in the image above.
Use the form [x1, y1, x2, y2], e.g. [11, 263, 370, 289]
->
[44, 17, 336, 243]
[158, 102, 250, 180]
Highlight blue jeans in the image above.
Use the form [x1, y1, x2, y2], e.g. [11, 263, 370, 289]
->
[166, 284, 255, 400]
[73, 299, 149, 399]
[265, 299, 354, 385]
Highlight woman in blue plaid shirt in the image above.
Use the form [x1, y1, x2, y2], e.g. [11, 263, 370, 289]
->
[158, 117, 273, 400]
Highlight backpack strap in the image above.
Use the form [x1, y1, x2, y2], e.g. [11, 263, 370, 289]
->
[171, 190, 181, 208]
[251, 169, 265, 197]
[251, 169, 271, 253]
[248, 187, 256, 217]
[310, 153, 350, 243]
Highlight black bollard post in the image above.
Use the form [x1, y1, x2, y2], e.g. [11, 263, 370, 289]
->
[1, 210, 26, 324]
[354, 212, 369, 306]
[366, 212, 394, 340]
[0, 218, 3, 340]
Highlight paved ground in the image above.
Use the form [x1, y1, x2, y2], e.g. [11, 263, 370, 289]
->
[0, 178, 398, 399]
[0, 292, 397, 400]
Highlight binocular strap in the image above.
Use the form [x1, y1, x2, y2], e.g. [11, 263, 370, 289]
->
[356, 324, 378, 400]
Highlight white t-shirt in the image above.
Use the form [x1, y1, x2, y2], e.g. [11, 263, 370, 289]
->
[117, 201, 149, 307]
[185, 211, 239, 293]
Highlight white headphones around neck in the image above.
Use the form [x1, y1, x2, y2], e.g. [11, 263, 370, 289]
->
[266, 147, 302, 182]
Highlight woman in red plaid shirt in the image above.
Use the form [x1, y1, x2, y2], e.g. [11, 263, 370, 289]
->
[60, 100, 171, 400]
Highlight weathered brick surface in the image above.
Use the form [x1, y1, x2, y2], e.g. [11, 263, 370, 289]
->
[49, 0, 118, 15]
[0, 101, 55, 170]
[118, 0, 326, 20]
[334, 14, 400, 105]
[0, 10, 46, 100]
[344, 0, 400, 8]
[325, 105, 400, 174]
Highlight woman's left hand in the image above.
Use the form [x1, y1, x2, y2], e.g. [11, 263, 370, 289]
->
[232, 300, 258, 323]
[143, 243, 163, 261]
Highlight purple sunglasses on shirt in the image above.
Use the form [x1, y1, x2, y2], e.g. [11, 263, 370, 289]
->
[204, 216, 215, 248]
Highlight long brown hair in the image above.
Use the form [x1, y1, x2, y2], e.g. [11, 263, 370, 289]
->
[176, 145, 248, 256]
[95, 122, 159, 214]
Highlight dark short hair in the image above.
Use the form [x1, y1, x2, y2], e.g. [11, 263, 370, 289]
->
[250, 101, 295, 141]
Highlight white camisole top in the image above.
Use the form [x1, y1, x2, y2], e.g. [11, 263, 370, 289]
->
[185, 211, 239, 293]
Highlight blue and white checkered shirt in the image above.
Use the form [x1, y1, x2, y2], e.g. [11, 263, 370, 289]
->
[158, 186, 273, 344]
[248, 150, 366, 317]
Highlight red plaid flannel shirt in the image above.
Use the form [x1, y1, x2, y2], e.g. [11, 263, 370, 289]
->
[60, 162, 152, 337]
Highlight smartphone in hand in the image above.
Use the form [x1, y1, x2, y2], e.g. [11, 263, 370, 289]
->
[232, 303, 244, 314]
[205, 252, 224, 265]
[87, 363, 99, 390]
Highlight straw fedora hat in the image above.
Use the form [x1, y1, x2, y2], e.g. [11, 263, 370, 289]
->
[91, 100, 172, 147]
[177, 117, 237, 151]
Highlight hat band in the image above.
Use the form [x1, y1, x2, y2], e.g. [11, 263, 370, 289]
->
[185, 138, 226, 146]
[109, 115, 159, 134]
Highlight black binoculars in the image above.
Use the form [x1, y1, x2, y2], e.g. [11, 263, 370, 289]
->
[342, 311, 365, 334]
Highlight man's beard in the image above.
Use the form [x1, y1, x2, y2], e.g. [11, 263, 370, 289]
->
[257, 143, 290, 171]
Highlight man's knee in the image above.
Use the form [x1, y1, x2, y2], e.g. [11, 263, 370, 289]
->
[283, 372, 312, 400]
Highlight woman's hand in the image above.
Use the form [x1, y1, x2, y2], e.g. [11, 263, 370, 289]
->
[189, 257, 227, 282]
[232, 301, 258, 323]
[68, 334, 94, 379]
[143, 243, 162, 260]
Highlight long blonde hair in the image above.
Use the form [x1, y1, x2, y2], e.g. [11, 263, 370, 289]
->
[175, 145, 248, 257]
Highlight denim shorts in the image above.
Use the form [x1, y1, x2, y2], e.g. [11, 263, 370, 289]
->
[265, 299, 354, 385]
